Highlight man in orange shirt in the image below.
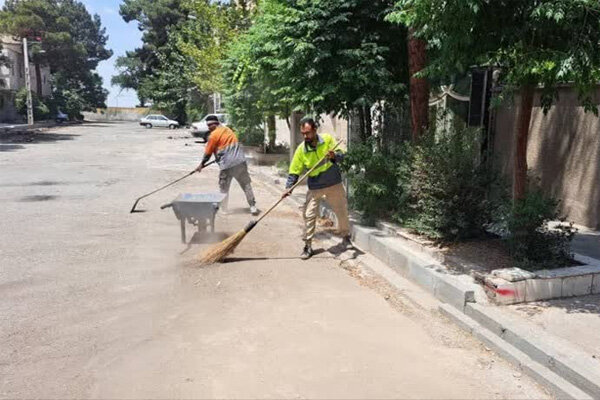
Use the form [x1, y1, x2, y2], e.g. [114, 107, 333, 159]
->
[196, 115, 259, 215]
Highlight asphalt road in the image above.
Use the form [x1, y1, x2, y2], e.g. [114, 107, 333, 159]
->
[0, 122, 549, 399]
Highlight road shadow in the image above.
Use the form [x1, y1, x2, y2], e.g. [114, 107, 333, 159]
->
[515, 294, 600, 317]
[179, 231, 231, 255]
[326, 242, 365, 261]
[19, 195, 59, 202]
[0, 131, 79, 152]
[572, 232, 600, 260]
[0, 144, 25, 152]
[82, 120, 124, 125]
[222, 250, 335, 263]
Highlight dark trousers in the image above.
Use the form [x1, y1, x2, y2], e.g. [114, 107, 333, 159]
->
[219, 162, 256, 209]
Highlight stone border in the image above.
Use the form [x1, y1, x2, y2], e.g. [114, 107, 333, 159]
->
[349, 223, 600, 398]
[251, 166, 600, 398]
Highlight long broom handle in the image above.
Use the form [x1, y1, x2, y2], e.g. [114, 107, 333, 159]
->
[130, 160, 216, 212]
[252, 140, 345, 227]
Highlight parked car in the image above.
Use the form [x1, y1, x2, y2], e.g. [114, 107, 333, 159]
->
[190, 113, 230, 142]
[55, 111, 68, 123]
[140, 114, 180, 129]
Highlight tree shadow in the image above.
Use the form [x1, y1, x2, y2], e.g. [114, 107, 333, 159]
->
[572, 231, 600, 259]
[0, 144, 25, 152]
[0, 131, 79, 151]
[222, 249, 333, 263]
[516, 294, 600, 316]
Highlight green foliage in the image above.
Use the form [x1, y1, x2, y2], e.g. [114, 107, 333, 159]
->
[237, 127, 265, 147]
[1, 0, 112, 109]
[504, 189, 576, 271]
[343, 125, 498, 239]
[15, 88, 49, 120]
[221, 0, 409, 135]
[341, 141, 407, 225]
[402, 127, 497, 241]
[388, 0, 600, 113]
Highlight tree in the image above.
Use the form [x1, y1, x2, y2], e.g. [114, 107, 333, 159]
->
[391, 0, 600, 200]
[111, 51, 149, 106]
[222, 0, 409, 141]
[406, 29, 429, 140]
[113, 0, 186, 110]
[1, 0, 112, 109]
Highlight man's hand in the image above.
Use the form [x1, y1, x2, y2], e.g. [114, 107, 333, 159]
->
[195, 163, 203, 173]
[281, 189, 293, 199]
[327, 150, 336, 161]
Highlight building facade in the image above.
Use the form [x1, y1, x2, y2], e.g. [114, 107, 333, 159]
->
[0, 36, 51, 122]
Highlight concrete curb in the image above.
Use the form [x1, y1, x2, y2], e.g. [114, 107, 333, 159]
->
[251, 167, 600, 398]
[465, 303, 600, 398]
[351, 225, 483, 310]
[349, 223, 600, 398]
[440, 304, 593, 400]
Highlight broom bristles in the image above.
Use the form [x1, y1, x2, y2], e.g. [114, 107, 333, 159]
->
[197, 229, 247, 265]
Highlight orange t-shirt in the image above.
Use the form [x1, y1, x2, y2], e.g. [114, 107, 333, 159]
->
[204, 126, 246, 170]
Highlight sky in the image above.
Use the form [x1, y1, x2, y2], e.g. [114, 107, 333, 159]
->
[85, 0, 142, 107]
[0, 0, 143, 107]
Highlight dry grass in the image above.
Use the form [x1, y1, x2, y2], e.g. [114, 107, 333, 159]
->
[197, 230, 247, 265]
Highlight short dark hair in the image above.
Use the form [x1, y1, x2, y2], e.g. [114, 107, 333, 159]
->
[206, 115, 219, 124]
[299, 117, 318, 130]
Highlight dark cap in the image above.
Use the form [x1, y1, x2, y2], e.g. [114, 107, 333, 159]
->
[206, 115, 219, 124]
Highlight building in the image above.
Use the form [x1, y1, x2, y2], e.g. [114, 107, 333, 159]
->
[0, 36, 51, 122]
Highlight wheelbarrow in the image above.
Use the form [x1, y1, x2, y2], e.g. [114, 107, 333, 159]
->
[161, 193, 227, 243]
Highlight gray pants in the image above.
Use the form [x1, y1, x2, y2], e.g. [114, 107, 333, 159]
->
[219, 162, 256, 209]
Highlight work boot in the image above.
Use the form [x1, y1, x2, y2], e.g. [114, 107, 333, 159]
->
[300, 245, 314, 260]
[341, 235, 354, 249]
[250, 205, 259, 216]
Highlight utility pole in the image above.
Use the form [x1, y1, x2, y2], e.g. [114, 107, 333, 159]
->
[22, 38, 34, 125]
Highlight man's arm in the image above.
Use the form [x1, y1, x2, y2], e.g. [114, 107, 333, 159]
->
[282, 147, 304, 197]
[196, 131, 219, 171]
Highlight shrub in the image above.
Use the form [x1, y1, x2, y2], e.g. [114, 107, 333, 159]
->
[505, 189, 576, 271]
[15, 88, 50, 120]
[237, 128, 265, 147]
[341, 140, 407, 225]
[402, 127, 498, 241]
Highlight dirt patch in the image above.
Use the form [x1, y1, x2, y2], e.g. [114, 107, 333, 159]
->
[441, 238, 514, 272]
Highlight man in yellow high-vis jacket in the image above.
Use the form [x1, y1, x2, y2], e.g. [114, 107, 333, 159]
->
[282, 117, 351, 259]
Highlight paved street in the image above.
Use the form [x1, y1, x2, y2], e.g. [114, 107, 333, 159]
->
[1, 122, 548, 398]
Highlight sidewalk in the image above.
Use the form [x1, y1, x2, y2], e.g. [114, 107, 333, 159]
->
[572, 229, 600, 259]
[506, 294, 600, 359]
[255, 154, 600, 398]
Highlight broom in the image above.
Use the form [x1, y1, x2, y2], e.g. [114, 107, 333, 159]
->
[198, 140, 344, 264]
[130, 161, 215, 213]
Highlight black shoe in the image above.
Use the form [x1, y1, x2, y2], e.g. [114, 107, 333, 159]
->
[341, 235, 353, 249]
[301, 245, 314, 260]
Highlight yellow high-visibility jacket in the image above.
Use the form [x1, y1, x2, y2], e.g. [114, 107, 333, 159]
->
[286, 133, 344, 190]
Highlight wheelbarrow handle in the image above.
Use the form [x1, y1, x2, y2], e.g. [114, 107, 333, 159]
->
[160, 202, 173, 210]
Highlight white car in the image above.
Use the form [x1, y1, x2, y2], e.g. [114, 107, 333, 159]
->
[191, 113, 230, 142]
[140, 114, 180, 129]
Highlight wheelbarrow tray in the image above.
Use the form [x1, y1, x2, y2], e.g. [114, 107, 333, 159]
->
[165, 193, 227, 243]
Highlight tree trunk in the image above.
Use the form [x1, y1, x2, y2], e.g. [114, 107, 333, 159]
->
[513, 84, 535, 201]
[407, 29, 429, 141]
[364, 104, 372, 138]
[34, 62, 42, 97]
[267, 114, 276, 150]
